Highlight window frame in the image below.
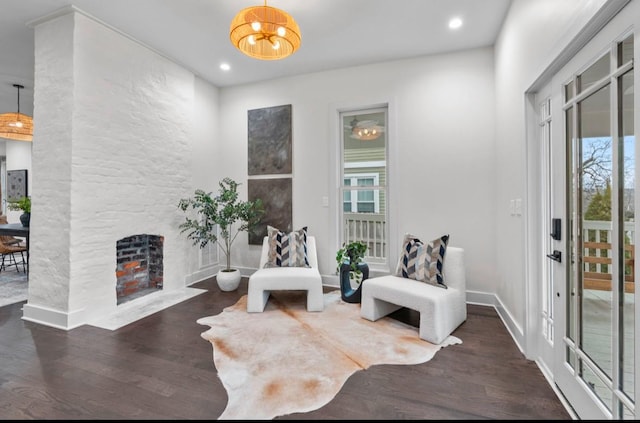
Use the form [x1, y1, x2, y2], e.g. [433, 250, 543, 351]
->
[339, 106, 389, 268]
[343, 172, 380, 213]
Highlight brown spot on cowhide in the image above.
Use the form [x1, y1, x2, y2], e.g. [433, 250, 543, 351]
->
[303, 378, 321, 394]
[212, 339, 238, 360]
[262, 380, 283, 399]
[197, 290, 461, 420]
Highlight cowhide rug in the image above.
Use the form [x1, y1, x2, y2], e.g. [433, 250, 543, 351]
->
[197, 290, 461, 420]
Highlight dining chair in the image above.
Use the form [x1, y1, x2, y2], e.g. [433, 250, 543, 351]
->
[0, 237, 27, 273]
[0, 215, 24, 246]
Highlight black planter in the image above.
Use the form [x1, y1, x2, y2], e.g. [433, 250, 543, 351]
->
[19, 212, 30, 227]
[339, 261, 369, 303]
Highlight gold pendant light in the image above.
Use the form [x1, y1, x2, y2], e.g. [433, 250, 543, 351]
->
[230, 0, 301, 60]
[0, 84, 33, 142]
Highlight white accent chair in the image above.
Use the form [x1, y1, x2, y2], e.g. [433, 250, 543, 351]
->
[247, 235, 324, 312]
[360, 246, 467, 344]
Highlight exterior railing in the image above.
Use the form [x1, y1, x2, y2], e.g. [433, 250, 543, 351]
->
[344, 212, 386, 262]
[343, 216, 636, 291]
[343, 213, 635, 292]
[582, 220, 635, 293]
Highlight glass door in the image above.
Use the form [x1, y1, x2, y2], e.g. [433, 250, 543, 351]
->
[554, 29, 635, 419]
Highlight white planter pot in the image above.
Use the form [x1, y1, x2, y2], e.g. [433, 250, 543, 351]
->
[217, 268, 241, 291]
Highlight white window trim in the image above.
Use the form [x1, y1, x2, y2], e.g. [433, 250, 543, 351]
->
[343, 172, 380, 213]
[329, 99, 397, 275]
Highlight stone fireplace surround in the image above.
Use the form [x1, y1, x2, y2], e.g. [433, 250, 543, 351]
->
[21, 8, 215, 331]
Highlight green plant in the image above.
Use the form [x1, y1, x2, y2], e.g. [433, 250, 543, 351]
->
[178, 177, 264, 272]
[8, 196, 31, 213]
[336, 240, 368, 277]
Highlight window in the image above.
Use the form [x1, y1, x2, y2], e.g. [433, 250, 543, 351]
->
[343, 174, 379, 213]
[199, 220, 219, 269]
[538, 96, 554, 344]
[340, 107, 388, 265]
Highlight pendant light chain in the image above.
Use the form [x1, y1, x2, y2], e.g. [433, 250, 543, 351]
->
[16, 84, 21, 114]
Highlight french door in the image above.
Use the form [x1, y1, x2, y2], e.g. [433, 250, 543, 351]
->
[544, 3, 638, 418]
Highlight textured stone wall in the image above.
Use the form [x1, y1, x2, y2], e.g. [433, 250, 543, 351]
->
[25, 10, 195, 328]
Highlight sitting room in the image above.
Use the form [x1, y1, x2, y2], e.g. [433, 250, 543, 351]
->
[0, 0, 638, 420]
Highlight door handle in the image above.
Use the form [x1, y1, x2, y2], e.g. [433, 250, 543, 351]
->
[546, 250, 562, 263]
[550, 218, 561, 240]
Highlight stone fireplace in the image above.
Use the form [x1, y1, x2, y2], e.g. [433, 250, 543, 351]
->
[116, 234, 164, 305]
[23, 10, 201, 330]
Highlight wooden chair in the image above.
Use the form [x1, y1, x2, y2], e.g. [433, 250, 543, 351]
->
[0, 237, 27, 273]
[0, 215, 24, 246]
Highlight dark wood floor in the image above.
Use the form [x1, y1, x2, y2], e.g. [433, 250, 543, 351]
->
[0, 277, 572, 420]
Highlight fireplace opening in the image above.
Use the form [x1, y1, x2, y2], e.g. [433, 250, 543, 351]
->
[116, 234, 164, 305]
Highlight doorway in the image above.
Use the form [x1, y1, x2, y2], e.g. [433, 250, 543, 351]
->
[529, 1, 638, 418]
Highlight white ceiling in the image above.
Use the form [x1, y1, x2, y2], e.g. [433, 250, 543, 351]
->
[0, 0, 512, 115]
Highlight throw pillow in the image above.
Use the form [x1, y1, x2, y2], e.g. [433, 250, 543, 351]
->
[264, 225, 310, 268]
[396, 233, 449, 288]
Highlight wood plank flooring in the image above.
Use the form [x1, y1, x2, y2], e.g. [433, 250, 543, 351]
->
[0, 277, 572, 420]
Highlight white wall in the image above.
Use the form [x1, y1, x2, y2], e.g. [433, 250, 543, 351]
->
[185, 76, 222, 282]
[192, 77, 221, 192]
[493, 0, 610, 341]
[218, 47, 498, 295]
[24, 10, 212, 329]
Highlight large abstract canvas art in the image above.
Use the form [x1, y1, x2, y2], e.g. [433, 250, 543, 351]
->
[248, 178, 292, 245]
[248, 104, 292, 176]
[247, 104, 293, 245]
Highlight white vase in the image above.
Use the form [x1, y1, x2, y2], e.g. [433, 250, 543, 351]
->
[217, 268, 241, 291]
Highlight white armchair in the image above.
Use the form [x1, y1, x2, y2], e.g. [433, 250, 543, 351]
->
[247, 235, 324, 312]
[360, 246, 467, 344]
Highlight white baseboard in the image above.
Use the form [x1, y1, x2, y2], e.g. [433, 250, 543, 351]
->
[184, 266, 219, 286]
[465, 289, 525, 354]
[22, 302, 86, 330]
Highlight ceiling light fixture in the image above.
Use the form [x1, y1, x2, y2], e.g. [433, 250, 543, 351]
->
[229, 0, 301, 60]
[0, 84, 33, 142]
[449, 17, 463, 29]
[350, 118, 384, 141]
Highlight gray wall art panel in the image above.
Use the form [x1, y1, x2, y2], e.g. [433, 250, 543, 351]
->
[248, 178, 292, 245]
[6, 169, 28, 201]
[248, 104, 292, 175]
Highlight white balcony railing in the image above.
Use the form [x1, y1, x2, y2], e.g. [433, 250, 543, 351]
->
[344, 212, 386, 262]
[343, 216, 636, 291]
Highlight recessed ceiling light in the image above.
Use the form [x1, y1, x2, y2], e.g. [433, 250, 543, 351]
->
[220, 63, 231, 71]
[449, 17, 463, 30]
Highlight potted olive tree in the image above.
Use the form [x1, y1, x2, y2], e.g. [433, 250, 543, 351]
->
[178, 177, 264, 291]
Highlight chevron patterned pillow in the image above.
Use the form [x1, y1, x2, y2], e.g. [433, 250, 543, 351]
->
[397, 233, 449, 288]
[264, 225, 310, 268]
